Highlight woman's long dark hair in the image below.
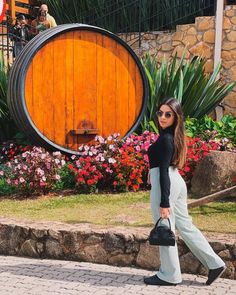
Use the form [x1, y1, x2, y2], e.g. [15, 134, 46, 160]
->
[157, 98, 186, 168]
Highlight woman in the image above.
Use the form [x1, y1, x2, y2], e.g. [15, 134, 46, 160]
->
[144, 98, 226, 286]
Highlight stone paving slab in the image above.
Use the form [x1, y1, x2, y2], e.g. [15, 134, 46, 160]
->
[0, 255, 235, 295]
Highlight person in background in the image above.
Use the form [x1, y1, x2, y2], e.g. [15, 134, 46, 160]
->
[40, 4, 57, 27]
[30, 10, 51, 37]
[9, 14, 31, 58]
[144, 98, 226, 286]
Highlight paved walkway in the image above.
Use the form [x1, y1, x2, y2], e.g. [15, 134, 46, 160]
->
[0, 255, 235, 295]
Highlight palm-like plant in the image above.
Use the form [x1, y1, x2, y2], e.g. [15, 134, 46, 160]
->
[141, 54, 236, 132]
[0, 56, 17, 142]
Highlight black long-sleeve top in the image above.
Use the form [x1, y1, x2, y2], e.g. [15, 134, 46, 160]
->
[147, 126, 174, 208]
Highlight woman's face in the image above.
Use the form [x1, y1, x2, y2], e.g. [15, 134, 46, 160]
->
[157, 104, 175, 129]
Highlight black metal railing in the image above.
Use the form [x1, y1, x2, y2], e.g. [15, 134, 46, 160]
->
[64, 0, 217, 33]
[78, 0, 217, 44]
[1, 0, 217, 63]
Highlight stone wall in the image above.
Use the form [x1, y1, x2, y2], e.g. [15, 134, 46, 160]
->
[0, 217, 235, 280]
[121, 5, 236, 116]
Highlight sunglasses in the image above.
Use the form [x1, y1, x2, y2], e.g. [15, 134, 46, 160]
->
[156, 110, 174, 119]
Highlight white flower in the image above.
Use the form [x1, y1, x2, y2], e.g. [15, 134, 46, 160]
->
[55, 174, 60, 180]
[71, 155, 76, 160]
[0, 171, 4, 176]
[108, 158, 116, 164]
[53, 151, 61, 156]
[36, 168, 44, 176]
[55, 159, 60, 164]
[107, 135, 113, 141]
[96, 136, 105, 144]
[42, 176, 46, 182]
[100, 156, 105, 162]
[61, 160, 66, 166]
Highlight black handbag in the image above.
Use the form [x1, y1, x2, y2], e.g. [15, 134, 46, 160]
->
[149, 217, 176, 246]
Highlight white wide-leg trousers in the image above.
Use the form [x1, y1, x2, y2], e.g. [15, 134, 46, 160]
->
[150, 167, 225, 284]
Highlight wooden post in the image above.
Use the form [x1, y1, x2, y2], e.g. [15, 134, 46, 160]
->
[9, 0, 16, 20]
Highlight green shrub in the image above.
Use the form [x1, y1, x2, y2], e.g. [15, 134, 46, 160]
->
[53, 163, 76, 191]
[185, 115, 236, 151]
[0, 178, 16, 196]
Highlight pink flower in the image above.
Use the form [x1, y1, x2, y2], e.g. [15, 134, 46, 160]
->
[19, 177, 25, 183]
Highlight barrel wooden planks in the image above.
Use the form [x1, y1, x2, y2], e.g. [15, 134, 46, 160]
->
[7, 24, 148, 155]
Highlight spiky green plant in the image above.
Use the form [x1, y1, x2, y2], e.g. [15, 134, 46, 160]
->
[141, 54, 236, 133]
[0, 56, 17, 142]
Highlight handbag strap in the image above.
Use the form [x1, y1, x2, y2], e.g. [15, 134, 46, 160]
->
[155, 217, 172, 231]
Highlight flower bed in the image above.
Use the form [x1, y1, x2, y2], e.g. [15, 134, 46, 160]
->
[0, 132, 223, 196]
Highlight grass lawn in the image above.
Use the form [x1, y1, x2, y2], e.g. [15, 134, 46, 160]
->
[0, 192, 235, 234]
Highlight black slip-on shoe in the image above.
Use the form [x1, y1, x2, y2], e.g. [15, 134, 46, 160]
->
[206, 266, 226, 285]
[143, 275, 177, 286]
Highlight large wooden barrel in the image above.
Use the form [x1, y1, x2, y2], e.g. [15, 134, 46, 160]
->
[8, 24, 148, 155]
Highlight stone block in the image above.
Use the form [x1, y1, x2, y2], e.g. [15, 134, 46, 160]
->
[172, 46, 190, 59]
[189, 42, 212, 58]
[231, 16, 236, 24]
[223, 104, 236, 116]
[180, 252, 201, 273]
[224, 92, 236, 108]
[223, 261, 235, 279]
[225, 10, 234, 17]
[108, 254, 134, 266]
[210, 241, 227, 253]
[229, 65, 236, 80]
[218, 250, 233, 260]
[196, 17, 215, 31]
[182, 35, 197, 47]
[187, 27, 197, 35]
[172, 31, 184, 41]
[232, 244, 236, 258]
[204, 59, 214, 73]
[104, 232, 125, 253]
[19, 239, 39, 258]
[178, 24, 191, 32]
[227, 31, 236, 42]
[136, 242, 160, 269]
[222, 41, 236, 50]
[161, 42, 173, 51]
[222, 49, 236, 60]
[31, 228, 48, 239]
[45, 239, 63, 258]
[172, 41, 182, 46]
[223, 17, 232, 29]
[191, 151, 236, 196]
[78, 244, 108, 264]
[203, 30, 215, 43]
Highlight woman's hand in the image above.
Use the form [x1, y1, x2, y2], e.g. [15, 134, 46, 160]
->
[160, 207, 171, 219]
